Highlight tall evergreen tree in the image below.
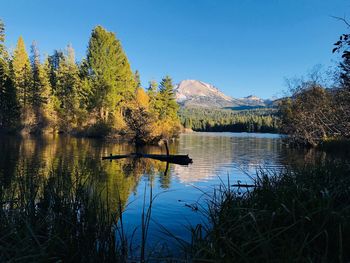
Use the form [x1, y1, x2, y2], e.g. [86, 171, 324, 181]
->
[30, 42, 43, 109]
[147, 80, 162, 115]
[86, 26, 135, 123]
[0, 19, 5, 55]
[134, 70, 141, 89]
[47, 50, 64, 89]
[40, 57, 57, 129]
[12, 36, 32, 109]
[158, 76, 179, 120]
[147, 80, 158, 93]
[29, 42, 56, 130]
[55, 44, 85, 131]
[66, 43, 75, 65]
[0, 19, 20, 130]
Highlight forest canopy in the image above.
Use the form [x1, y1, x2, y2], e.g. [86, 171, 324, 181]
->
[179, 107, 279, 133]
[0, 20, 180, 144]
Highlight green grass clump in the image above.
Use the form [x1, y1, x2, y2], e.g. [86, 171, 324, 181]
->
[190, 161, 350, 262]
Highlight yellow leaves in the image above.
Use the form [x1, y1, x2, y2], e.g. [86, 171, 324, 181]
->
[113, 110, 127, 130]
[132, 86, 181, 142]
[135, 87, 149, 109]
[149, 118, 181, 141]
[13, 36, 30, 72]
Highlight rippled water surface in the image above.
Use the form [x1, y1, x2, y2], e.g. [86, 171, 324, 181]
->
[0, 132, 307, 248]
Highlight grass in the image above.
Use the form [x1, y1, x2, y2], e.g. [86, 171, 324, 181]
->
[188, 161, 350, 262]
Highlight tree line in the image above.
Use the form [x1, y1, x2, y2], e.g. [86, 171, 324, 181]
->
[179, 107, 279, 133]
[0, 20, 180, 144]
[279, 27, 350, 147]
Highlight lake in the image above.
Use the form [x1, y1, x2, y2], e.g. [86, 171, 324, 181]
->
[0, 132, 316, 255]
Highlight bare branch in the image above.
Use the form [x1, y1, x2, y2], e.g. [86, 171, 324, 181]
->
[331, 16, 350, 27]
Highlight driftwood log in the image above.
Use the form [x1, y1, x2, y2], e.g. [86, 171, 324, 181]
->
[102, 140, 192, 165]
[102, 153, 192, 165]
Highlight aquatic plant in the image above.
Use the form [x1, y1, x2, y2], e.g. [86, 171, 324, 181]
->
[189, 161, 350, 262]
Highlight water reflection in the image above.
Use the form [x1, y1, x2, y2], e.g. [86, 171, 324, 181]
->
[0, 135, 178, 260]
[1, 132, 345, 260]
[173, 133, 285, 183]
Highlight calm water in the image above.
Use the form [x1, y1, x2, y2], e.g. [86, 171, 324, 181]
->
[0, 132, 312, 251]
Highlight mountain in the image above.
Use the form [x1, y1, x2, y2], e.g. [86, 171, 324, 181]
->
[174, 79, 273, 109]
[174, 80, 240, 108]
[237, 95, 266, 106]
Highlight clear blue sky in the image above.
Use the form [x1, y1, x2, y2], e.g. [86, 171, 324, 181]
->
[1, 0, 349, 98]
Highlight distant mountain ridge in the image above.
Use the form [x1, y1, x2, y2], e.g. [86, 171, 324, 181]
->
[174, 80, 237, 108]
[174, 80, 275, 109]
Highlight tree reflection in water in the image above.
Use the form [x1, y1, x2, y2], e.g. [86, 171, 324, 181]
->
[0, 135, 174, 261]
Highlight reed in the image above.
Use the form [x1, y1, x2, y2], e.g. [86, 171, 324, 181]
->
[0, 168, 123, 262]
[189, 161, 350, 262]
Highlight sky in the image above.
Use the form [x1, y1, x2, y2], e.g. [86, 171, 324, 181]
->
[1, 0, 349, 98]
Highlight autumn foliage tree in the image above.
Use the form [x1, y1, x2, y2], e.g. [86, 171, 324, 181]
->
[124, 88, 155, 144]
[12, 36, 33, 131]
[125, 76, 181, 144]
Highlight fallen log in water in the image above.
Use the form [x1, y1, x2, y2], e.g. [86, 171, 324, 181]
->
[102, 153, 193, 165]
[231, 184, 256, 188]
[102, 154, 130, 160]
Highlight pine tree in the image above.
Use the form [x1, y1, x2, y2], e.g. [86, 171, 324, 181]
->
[0, 19, 5, 55]
[158, 76, 179, 120]
[0, 19, 20, 130]
[55, 44, 85, 132]
[135, 87, 149, 109]
[40, 58, 57, 129]
[66, 43, 75, 65]
[144, 76, 181, 140]
[86, 26, 136, 123]
[12, 36, 32, 109]
[147, 80, 160, 113]
[47, 50, 64, 90]
[147, 80, 158, 98]
[134, 70, 141, 89]
[29, 42, 43, 110]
